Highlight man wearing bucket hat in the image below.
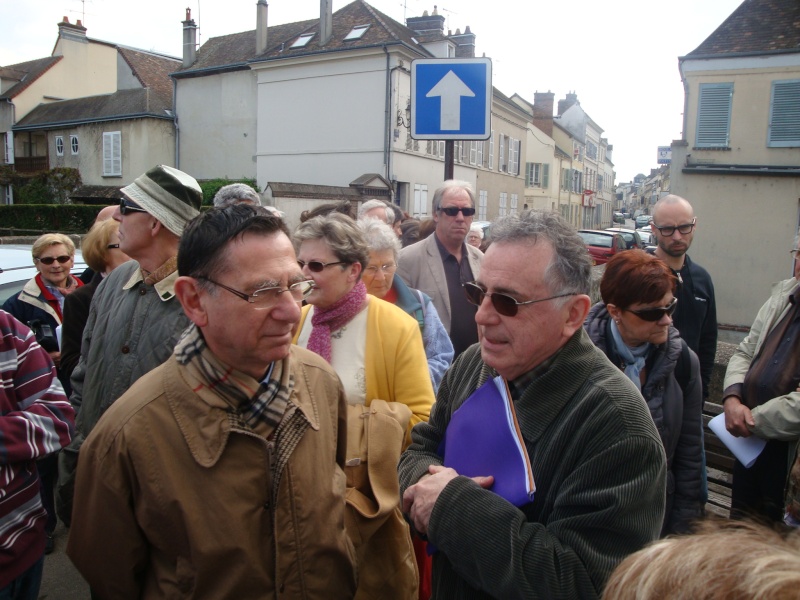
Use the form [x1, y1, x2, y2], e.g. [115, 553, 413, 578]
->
[56, 165, 201, 526]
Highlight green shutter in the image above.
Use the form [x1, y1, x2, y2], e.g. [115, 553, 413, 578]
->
[542, 164, 550, 189]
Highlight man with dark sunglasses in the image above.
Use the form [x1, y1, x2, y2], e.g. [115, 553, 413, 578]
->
[397, 180, 484, 358]
[400, 210, 666, 599]
[650, 195, 717, 400]
[57, 165, 201, 527]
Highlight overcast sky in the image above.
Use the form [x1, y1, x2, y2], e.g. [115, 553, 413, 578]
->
[1, 0, 744, 182]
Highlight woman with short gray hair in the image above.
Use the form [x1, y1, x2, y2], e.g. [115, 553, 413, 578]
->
[359, 218, 453, 392]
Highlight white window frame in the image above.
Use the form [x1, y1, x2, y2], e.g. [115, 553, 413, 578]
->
[413, 183, 428, 218]
[768, 79, 800, 148]
[510, 194, 518, 215]
[695, 82, 733, 148]
[499, 192, 508, 217]
[498, 134, 506, 172]
[469, 141, 477, 165]
[344, 25, 370, 41]
[488, 130, 494, 170]
[508, 138, 519, 175]
[291, 33, 315, 48]
[103, 131, 122, 177]
[70, 134, 79, 155]
[478, 190, 488, 221]
[55, 136, 64, 157]
[476, 139, 484, 167]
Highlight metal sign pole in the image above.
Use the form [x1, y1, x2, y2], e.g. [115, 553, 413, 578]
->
[444, 140, 454, 181]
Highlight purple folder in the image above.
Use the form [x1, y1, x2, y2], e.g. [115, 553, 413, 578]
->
[441, 376, 535, 507]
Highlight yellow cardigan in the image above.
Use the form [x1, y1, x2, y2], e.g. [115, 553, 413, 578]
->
[294, 296, 434, 429]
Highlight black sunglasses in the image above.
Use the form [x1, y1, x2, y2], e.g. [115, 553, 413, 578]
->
[297, 259, 348, 273]
[107, 244, 120, 249]
[463, 281, 575, 317]
[36, 255, 72, 265]
[623, 297, 678, 322]
[439, 206, 476, 217]
[119, 198, 148, 215]
[652, 219, 696, 237]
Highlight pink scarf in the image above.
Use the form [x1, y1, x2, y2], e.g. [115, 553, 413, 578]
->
[307, 281, 367, 363]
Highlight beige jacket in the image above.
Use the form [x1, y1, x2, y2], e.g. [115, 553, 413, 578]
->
[67, 346, 356, 599]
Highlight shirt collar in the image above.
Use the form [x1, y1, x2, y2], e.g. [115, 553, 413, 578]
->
[122, 264, 179, 301]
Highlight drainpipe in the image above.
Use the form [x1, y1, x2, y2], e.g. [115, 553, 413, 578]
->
[383, 45, 392, 198]
[172, 76, 180, 168]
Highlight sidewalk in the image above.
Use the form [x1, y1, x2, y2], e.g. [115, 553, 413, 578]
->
[39, 522, 89, 600]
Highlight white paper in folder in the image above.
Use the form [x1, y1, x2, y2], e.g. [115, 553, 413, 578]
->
[708, 413, 767, 469]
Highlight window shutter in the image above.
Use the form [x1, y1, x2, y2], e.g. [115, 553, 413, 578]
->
[768, 80, 800, 147]
[696, 83, 733, 147]
[499, 135, 506, 171]
[542, 164, 549, 189]
[103, 132, 122, 176]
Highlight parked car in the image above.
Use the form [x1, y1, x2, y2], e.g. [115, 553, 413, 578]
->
[636, 229, 657, 249]
[612, 212, 625, 224]
[635, 214, 652, 229]
[0, 244, 87, 304]
[577, 230, 626, 265]
[605, 227, 644, 250]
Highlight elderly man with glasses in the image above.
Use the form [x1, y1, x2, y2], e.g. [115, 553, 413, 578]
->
[399, 210, 666, 599]
[649, 194, 717, 400]
[397, 180, 484, 358]
[67, 205, 356, 598]
[56, 165, 201, 527]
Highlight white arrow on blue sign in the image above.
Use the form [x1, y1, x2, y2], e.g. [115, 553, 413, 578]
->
[411, 57, 492, 140]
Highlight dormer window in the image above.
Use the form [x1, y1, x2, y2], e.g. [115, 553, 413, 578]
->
[344, 25, 369, 41]
[291, 33, 315, 48]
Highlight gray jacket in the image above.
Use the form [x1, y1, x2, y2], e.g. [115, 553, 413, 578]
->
[585, 303, 704, 535]
[56, 260, 191, 525]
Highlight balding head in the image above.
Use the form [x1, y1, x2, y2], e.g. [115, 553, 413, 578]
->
[652, 195, 694, 223]
[95, 205, 118, 223]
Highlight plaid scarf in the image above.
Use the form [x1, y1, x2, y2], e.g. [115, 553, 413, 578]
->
[174, 324, 293, 437]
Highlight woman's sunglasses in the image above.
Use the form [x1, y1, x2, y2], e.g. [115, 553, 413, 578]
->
[623, 297, 678, 322]
[463, 281, 574, 317]
[36, 255, 72, 265]
[297, 260, 348, 273]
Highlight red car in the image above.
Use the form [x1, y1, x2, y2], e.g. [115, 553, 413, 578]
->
[577, 229, 626, 265]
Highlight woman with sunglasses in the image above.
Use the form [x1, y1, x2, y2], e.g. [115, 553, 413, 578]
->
[584, 249, 704, 536]
[359, 218, 453, 393]
[292, 213, 434, 599]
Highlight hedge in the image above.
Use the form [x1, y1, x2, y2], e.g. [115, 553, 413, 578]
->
[0, 205, 102, 235]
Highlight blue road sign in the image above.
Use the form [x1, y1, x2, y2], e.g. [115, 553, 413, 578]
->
[411, 58, 492, 140]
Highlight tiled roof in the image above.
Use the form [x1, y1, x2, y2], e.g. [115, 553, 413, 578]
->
[117, 47, 180, 103]
[686, 0, 800, 57]
[13, 88, 172, 130]
[180, 0, 429, 74]
[0, 56, 62, 99]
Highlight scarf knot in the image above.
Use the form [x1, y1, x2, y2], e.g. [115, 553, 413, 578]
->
[307, 280, 367, 363]
[610, 318, 651, 391]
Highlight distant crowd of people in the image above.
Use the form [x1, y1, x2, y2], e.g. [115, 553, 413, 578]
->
[3, 164, 800, 600]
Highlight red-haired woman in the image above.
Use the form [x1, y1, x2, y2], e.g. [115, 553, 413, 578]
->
[584, 250, 704, 535]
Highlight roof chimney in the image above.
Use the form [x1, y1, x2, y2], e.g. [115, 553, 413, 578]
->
[532, 91, 555, 137]
[57, 16, 87, 42]
[256, 0, 268, 55]
[182, 8, 197, 68]
[557, 92, 579, 116]
[320, 0, 333, 46]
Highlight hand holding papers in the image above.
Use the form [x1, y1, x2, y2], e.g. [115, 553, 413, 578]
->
[441, 376, 535, 507]
[708, 413, 766, 468]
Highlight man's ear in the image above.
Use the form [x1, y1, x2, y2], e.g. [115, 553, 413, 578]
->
[562, 294, 592, 338]
[174, 276, 209, 327]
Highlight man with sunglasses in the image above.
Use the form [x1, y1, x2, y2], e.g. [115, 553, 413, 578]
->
[400, 210, 666, 599]
[57, 165, 201, 527]
[650, 195, 717, 400]
[397, 180, 484, 357]
[67, 205, 356, 598]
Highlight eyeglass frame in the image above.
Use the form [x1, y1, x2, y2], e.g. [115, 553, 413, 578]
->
[463, 281, 575, 317]
[621, 297, 678, 322]
[790, 248, 800, 258]
[297, 260, 349, 272]
[107, 244, 120, 249]
[362, 263, 397, 277]
[35, 255, 73, 265]
[652, 218, 697, 237]
[118, 198, 148, 215]
[198, 276, 314, 308]
[438, 206, 476, 217]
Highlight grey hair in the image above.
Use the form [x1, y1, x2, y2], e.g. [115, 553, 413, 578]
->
[468, 224, 484, 239]
[358, 199, 394, 224]
[292, 212, 369, 272]
[489, 209, 591, 297]
[431, 180, 476, 212]
[359, 218, 401, 259]
[212, 183, 261, 207]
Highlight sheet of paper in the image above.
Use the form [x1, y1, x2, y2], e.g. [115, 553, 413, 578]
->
[708, 413, 766, 469]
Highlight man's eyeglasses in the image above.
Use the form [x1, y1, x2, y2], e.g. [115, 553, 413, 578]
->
[363, 263, 397, 277]
[652, 218, 696, 237]
[35, 255, 72, 266]
[119, 198, 148, 215]
[463, 281, 575, 317]
[439, 206, 476, 217]
[790, 248, 800, 259]
[297, 260, 348, 272]
[623, 297, 678, 322]
[199, 277, 314, 309]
